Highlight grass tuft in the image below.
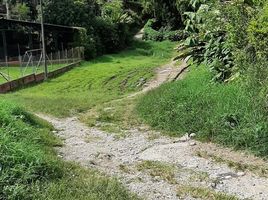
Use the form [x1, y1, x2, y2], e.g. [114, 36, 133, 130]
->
[177, 185, 239, 200]
[137, 160, 177, 184]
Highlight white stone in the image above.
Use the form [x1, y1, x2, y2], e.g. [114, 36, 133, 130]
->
[237, 172, 246, 177]
[189, 142, 197, 146]
[189, 133, 196, 138]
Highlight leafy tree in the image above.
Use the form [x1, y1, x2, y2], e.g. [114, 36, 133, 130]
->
[12, 3, 30, 20]
[42, 0, 135, 59]
[42, 0, 100, 26]
[140, 0, 187, 29]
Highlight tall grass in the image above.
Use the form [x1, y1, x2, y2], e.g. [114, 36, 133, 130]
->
[137, 65, 268, 157]
[0, 100, 139, 200]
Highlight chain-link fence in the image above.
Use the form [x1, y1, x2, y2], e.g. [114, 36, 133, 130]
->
[0, 47, 84, 84]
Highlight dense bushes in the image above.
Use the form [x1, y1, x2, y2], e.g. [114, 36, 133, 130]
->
[94, 19, 131, 54]
[143, 19, 185, 41]
[83, 19, 132, 59]
[248, 3, 268, 56]
[43, 0, 137, 60]
[140, 0, 189, 29]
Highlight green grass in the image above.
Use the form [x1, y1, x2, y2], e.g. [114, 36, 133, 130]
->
[177, 185, 238, 200]
[2, 41, 176, 117]
[196, 151, 268, 177]
[80, 96, 141, 136]
[137, 65, 268, 157]
[0, 64, 65, 84]
[0, 100, 140, 200]
[136, 160, 177, 184]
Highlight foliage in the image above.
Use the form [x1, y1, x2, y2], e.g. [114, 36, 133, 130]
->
[173, 0, 261, 82]
[11, 3, 30, 20]
[175, 0, 235, 82]
[248, 3, 268, 56]
[137, 65, 268, 158]
[222, 1, 268, 92]
[42, 0, 99, 26]
[140, 0, 187, 29]
[91, 17, 132, 56]
[143, 19, 185, 41]
[143, 19, 163, 41]
[42, 0, 138, 60]
[98, 0, 133, 23]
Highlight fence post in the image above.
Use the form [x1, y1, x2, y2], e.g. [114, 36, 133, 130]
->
[31, 52, 34, 74]
[65, 49, 68, 64]
[78, 47, 81, 61]
[72, 48, 74, 63]
[50, 52, 53, 71]
[58, 51, 60, 65]
[18, 44, 23, 77]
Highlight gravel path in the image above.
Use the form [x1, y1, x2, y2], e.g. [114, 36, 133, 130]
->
[37, 61, 268, 200]
[39, 115, 268, 200]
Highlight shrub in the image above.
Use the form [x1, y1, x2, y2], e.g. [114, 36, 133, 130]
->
[143, 19, 163, 41]
[43, 0, 135, 60]
[91, 18, 132, 55]
[143, 19, 185, 41]
[248, 3, 268, 56]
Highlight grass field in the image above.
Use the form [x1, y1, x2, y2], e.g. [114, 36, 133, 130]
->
[136, 65, 268, 157]
[2, 41, 176, 117]
[0, 64, 67, 84]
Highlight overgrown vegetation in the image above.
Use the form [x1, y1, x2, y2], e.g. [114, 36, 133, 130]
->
[137, 0, 268, 159]
[3, 0, 141, 59]
[3, 0, 268, 198]
[42, 0, 138, 59]
[137, 65, 268, 157]
[0, 100, 138, 199]
[139, 0, 189, 42]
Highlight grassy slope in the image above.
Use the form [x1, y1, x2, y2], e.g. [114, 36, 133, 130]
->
[0, 41, 176, 199]
[2, 41, 175, 117]
[137, 65, 268, 157]
[0, 100, 139, 200]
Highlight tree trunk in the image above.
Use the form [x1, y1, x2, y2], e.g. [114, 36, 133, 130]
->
[5, 1, 10, 19]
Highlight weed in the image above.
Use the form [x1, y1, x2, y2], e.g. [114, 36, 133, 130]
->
[197, 151, 268, 178]
[136, 160, 177, 184]
[177, 185, 239, 200]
